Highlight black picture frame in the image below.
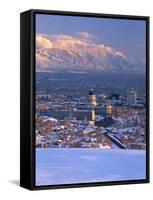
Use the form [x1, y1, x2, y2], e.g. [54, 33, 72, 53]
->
[20, 9, 150, 190]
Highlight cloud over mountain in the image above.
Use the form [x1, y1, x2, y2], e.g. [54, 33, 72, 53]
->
[36, 32, 145, 72]
[36, 35, 53, 49]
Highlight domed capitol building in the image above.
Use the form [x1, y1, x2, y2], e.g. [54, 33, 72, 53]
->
[88, 88, 97, 107]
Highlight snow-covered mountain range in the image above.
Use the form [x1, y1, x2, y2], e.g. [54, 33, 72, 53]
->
[36, 33, 145, 73]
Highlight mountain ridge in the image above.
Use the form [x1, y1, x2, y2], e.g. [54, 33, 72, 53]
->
[36, 33, 145, 73]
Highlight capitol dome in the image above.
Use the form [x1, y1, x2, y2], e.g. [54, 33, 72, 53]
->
[88, 88, 95, 95]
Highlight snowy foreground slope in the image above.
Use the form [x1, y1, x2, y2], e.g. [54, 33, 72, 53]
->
[36, 148, 146, 186]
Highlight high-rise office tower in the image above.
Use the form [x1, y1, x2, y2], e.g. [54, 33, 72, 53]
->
[127, 90, 137, 106]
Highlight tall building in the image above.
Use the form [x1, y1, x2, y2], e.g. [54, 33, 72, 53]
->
[127, 90, 137, 106]
[88, 88, 97, 107]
